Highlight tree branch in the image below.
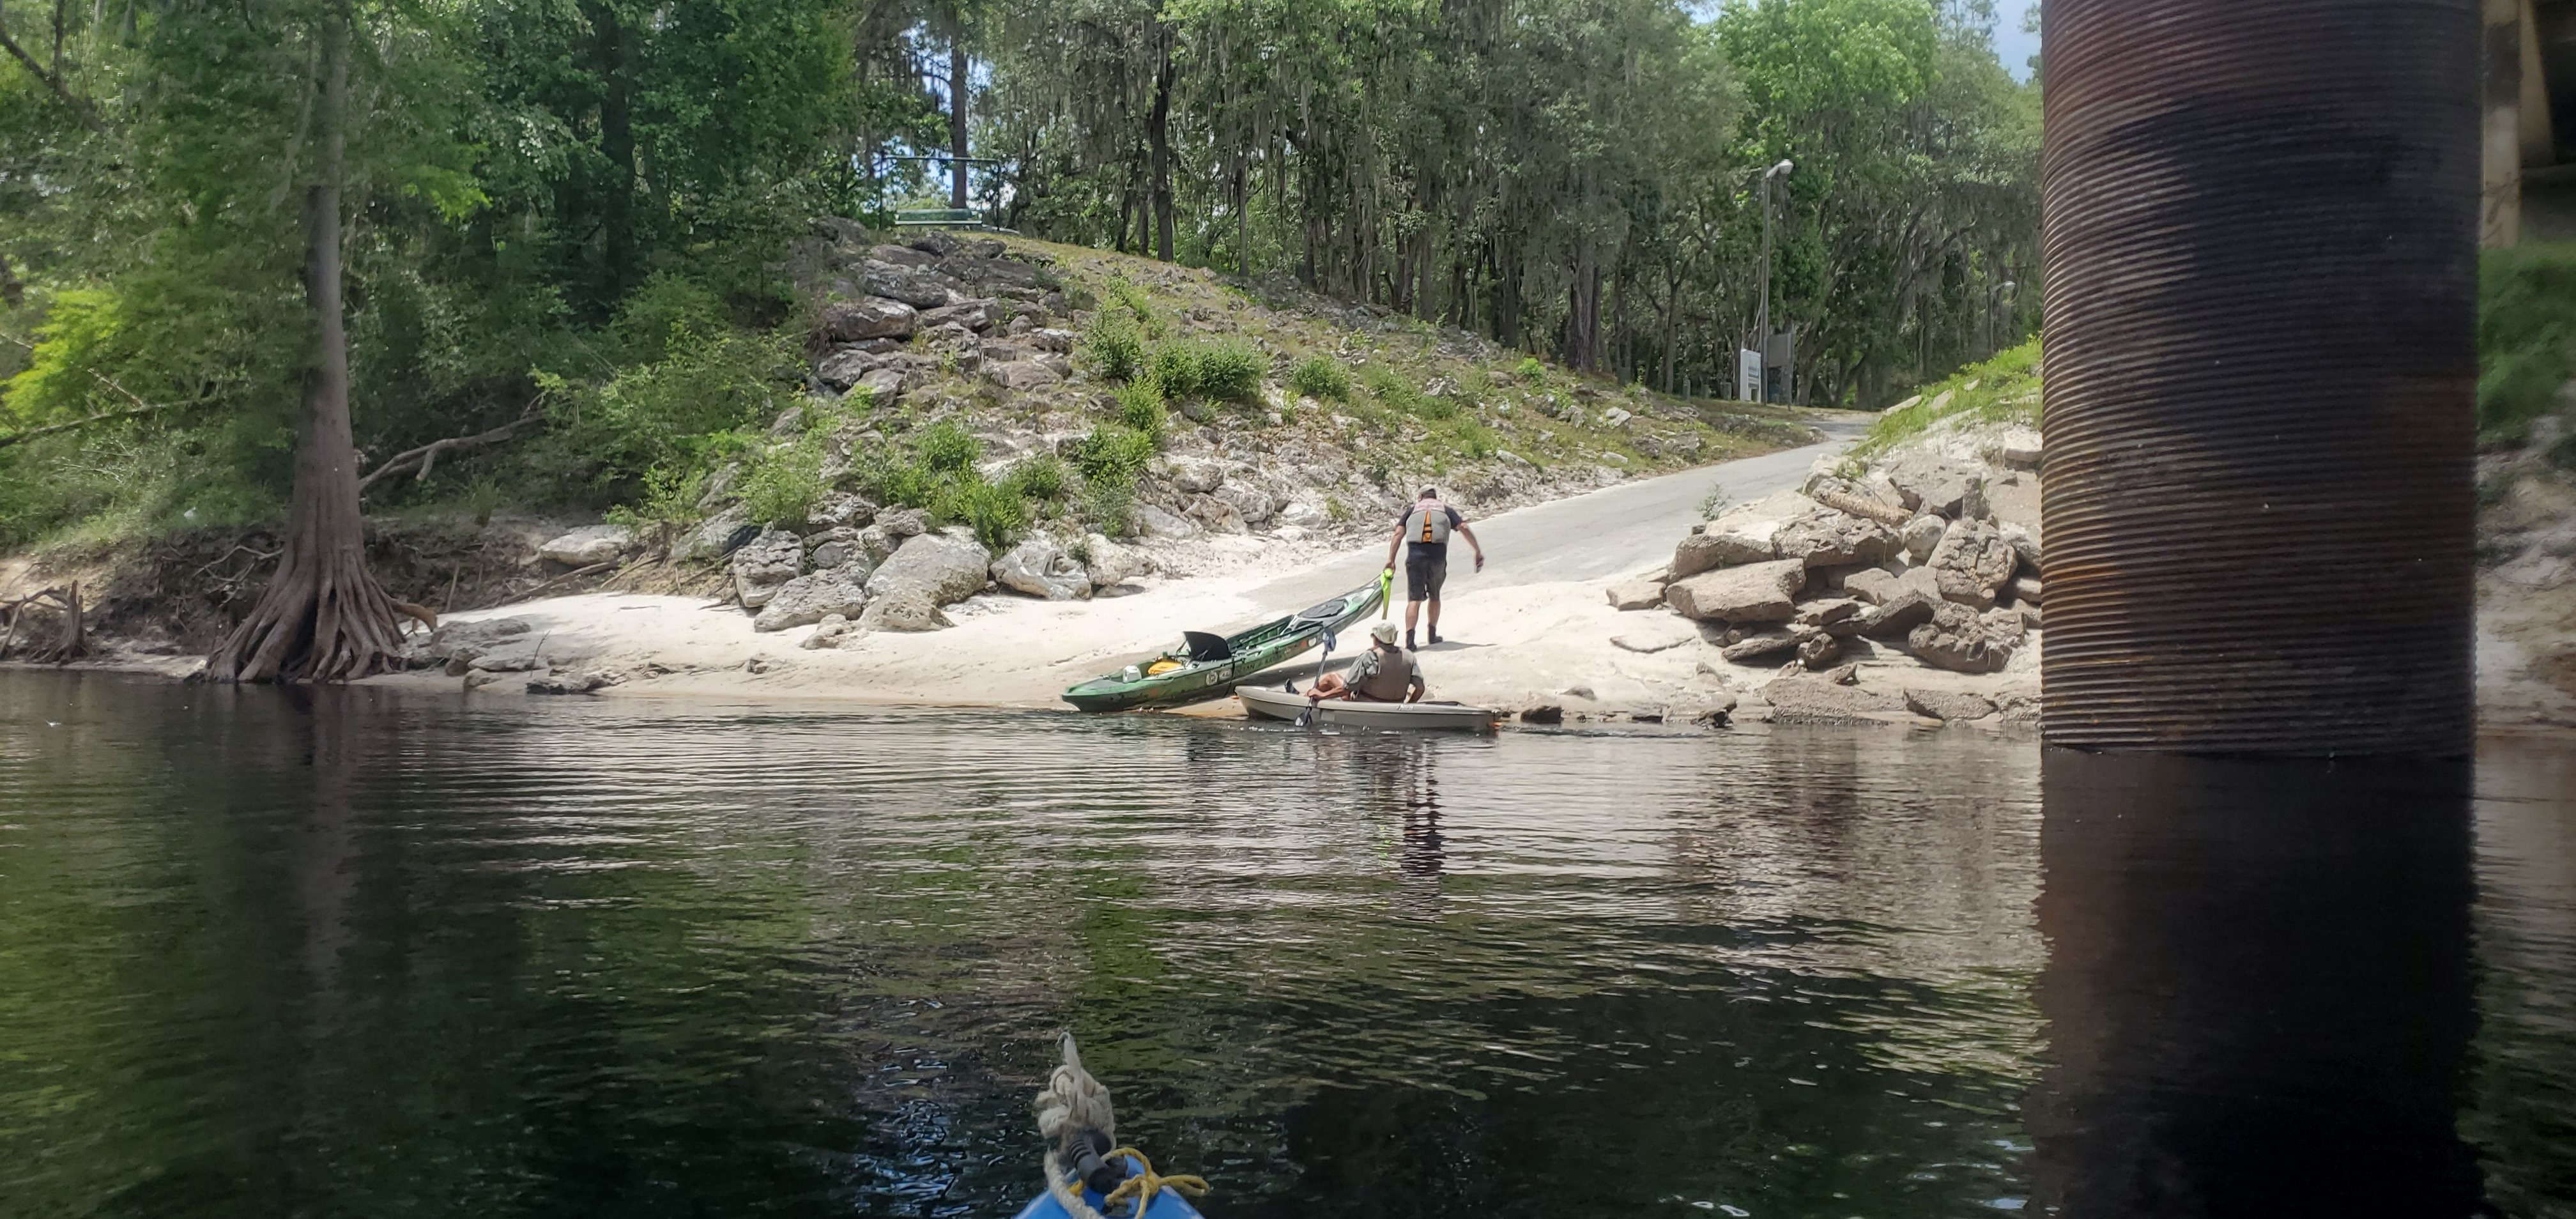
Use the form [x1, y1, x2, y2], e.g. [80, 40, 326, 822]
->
[0, 401, 172, 448]
[0, 12, 101, 131]
[355, 406, 539, 494]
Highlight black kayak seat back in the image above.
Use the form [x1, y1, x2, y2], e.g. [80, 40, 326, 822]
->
[1183, 631, 1232, 662]
[1292, 596, 1349, 625]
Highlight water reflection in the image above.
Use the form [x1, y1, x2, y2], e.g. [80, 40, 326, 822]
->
[2029, 752, 2482, 1216]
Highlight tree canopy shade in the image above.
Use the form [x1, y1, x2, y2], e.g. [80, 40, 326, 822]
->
[978, 0, 2037, 403]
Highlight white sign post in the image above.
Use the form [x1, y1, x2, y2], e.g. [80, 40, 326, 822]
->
[1738, 348, 1764, 402]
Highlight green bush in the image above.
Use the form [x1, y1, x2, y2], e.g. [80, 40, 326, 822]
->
[1085, 313, 1144, 383]
[1081, 478, 1137, 538]
[915, 419, 981, 473]
[1147, 343, 1202, 400]
[1363, 365, 1453, 420]
[1005, 454, 1068, 502]
[740, 440, 826, 526]
[1075, 424, 1157, 486]
[1114, 379, 1168, 441]
[1289, 355, 1350, 401]
[939, 476, 1027, 551]
[1515, 356, 1547, 382]
[1195, 341, 1266, 402]
[2480, 245, 2576, 439]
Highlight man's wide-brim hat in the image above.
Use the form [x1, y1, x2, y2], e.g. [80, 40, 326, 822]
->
[1370, 621, 1400, 644]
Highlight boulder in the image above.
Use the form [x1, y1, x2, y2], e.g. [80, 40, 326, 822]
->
[1795, 598, 1868, 632]
[753, 566, 871, 632]
[801, 613, 859, 650]
[1186, 494, 1248, 533]
[1868, 568, 1947, 637]
[904, 231, 960, 257]
[2009, 574, 2044, 606]
[1675, 528, 1775, 578]
[866, 531, 992, 606]
[1519, 705, 1565, 724]
[815, 347, 884, 390]
[1774, 505, 1900, 569]
[810, 493, 877, 530]
[1842, 567, 1900, 606]
[1998, 429, 2044, 470]
[1926, 519, 2020, 608]
[1666, 558, 1807, 624]
[1901, 516, 1947, 564]
[1082, 533, 1147, 589]
[1797, 632, 1843, 670]
[819, 297, 917, 341]
[1600, 406, 1633, 427]
[1907, 601, 2018, 673]
[993, 537, 1089, 600]
[539, 524, 637, 567]
[1028, 327, 1078, 354]
[1137, 503, 1200, 539]
[1884, 455, 1986, 519]
[853, 367, 908, 404]
[1998, 521, 2044, 569]
[859, 264, 955, 309]
[526, 670, 613, 695]
[421, 616, 535, 665]
[921, 298, 1000, 332]
[983, 360, 1061, 392]
[731, 528, 805, 608]
[1214, 484, 1275, 525]
[1606, 579, 1668, 611]
[677, 507, 758, 562]
[1169, 459, 1227, 494]
[857, 585, 949, 632]
[1611, 620, 1699, 654]
[1760, 675, 1906, 724]
[1276, 500, 1330, 529]
[1721, 630, 1803, 663]
[1905, 689, 1997, 721]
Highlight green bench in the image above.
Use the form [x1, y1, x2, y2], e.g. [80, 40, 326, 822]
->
[893, 208, 982, 228]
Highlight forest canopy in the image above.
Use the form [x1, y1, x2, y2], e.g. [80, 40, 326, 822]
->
[0, 0, 2036, 549]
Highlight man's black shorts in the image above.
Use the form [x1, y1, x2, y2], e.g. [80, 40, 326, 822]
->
[1404, 548, 1448, 602]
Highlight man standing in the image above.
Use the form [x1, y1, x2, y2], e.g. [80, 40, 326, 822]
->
[1383, 487, 1484, 649]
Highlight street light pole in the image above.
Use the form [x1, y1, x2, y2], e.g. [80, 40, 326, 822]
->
[1756, 159, 1793, 402]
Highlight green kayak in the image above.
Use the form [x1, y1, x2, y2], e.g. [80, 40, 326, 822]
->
[1061, 579, 1386, 712]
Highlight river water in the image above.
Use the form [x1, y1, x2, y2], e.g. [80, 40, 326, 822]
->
[0, 671, 2568, 1217]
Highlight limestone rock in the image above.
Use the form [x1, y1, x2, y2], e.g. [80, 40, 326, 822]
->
[1675, 528, 1774, 578]
[539, 524, 636, 567]
[1927, 519, 2020, 608]
[921, 298, 999, 332]
[678, 507, 757, 562]
[1797, 632, 1843, 670]
[526, 670, 613, 695]
[1276, 500, 1330, 529]
[858, 586, 949, 632]
[1998, 429, 2044, 470]
[2009, 574, 2044, 606]
[731, 528, 805, 608]
[1907, 601, 2018, 673]
[1884, 455, 1987, 520]
[810, 493, 877, 531]
[1169, 459, 1227, 494]
[753, 566, 871, 631]
[993, 537, 1090, 600]
[1761, 675, 1906, 724]
[865, 531, 992, 606]
[1998, 521, 2044, 569]
[1901, 516, 1947, 564]
[819, 297, 917, 341]
[1868, 567, 1947, 637]
[1612, 620, 1699, 654]
[1028, 327, 1078, 354]
[815, 347, 885, 390]
[1081, 533, 1146, 589]
[1214, 483, 1276, 525]
[983, 360, 1061, 392]
[421, 617, 535, 666]
[1721, 630, 1803, 663]
[1905, 689, 1997, 721]
[1519, 705, 1565, 724]
[801, 613, 859, 650]
[853, 367, 908, 404]
[1137, 503, 1200, 539]
[1606, 579, 1668, 611]
[1666, 558, 1806, 623]
[1775, 504, 1900, 569]
[1795, 598, 1868, 632]
[1186, 494, 1248, 533]
[1842, 567, 1901, 606]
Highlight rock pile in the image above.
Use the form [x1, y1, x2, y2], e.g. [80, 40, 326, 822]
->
[800, 229, 1079, 405]
[1615, 446, 2046, 689]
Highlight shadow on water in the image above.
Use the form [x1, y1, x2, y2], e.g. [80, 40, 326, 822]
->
[2028, 753, 2483, 1216]
[0, 672, 2570, 1216]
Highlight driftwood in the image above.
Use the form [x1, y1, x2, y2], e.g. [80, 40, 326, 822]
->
[357, 405, 540, 495]
[0, 582, 93, 664]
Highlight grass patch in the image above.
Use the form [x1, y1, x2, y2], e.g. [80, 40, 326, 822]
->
[1855, 340, 2043, 460]
[1289, 355, 1350, 401]
[2480, 243, 2576, 441]
[1114, 379, 1169, 441]
[1085, 312, 1145, 383]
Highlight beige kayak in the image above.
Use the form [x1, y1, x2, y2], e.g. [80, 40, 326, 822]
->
[1236, 683, 1501, 732]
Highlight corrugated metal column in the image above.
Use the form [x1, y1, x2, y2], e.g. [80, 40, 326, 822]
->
[2041, 0, 2482, 756]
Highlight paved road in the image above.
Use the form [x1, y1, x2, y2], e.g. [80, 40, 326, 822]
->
[1250, 416, 1870, 613]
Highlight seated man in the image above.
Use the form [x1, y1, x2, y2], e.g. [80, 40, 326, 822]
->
[1310, 622, 1427, 703]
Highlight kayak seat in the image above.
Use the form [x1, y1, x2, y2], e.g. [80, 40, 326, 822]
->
[1183, 631, 1232, 662]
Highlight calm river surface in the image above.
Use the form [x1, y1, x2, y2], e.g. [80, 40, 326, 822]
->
[1, 671, 2570, 1217]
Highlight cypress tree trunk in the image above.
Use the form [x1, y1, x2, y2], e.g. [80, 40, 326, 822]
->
[205, 0, 406, 684]
[948, 40, 969, 210]
[1147, 34, 1175, 261]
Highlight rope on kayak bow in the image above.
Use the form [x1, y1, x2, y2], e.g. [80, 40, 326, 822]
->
[1035, 1032, 1211, 1218]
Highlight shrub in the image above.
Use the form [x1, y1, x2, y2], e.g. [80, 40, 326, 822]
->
[1075, 424, 1156, 486]
[915, 419, 981, 473]
[1289, 355, 1350, 401]
[1114, 379, 1168, 441]
[1006, 454, 1068, 502]
[740, 440, 826, 526]
[940, 475, 1028, 551]
[1147, 343, 1202, 399]
[1085, 313, 1144, 383]
[1515, 356, 1547, 382]
[1081, 478, 1137, 538]
[1195, 340, 1265, 402]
